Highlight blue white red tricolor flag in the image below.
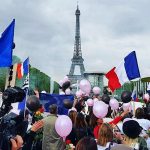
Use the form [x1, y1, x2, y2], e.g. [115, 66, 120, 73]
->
[17, 57, 29, 79]
[131, 87, 138, 101]
[105, 51, 140, 92]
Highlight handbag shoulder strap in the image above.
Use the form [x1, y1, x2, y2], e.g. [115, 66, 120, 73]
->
[105, 141, 113, 150]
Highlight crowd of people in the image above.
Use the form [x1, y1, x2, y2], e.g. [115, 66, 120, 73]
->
[0, 87, 150, 150]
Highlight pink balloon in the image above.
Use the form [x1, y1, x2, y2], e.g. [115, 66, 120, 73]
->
[123, 102, 131, 111]
[93, 98, 99, 103]
[79, 89, 86, 96]
[76, 91, 82, 98]
[93, 101, 108, 118]
[109, 99, 119, 110]
[55, 115, 72, 139]
[87, 99, 94, 106]
[65, 88, 71, 95]
[85, 93, 89, 97]
[79, 79, 91, 94]
[64, 76, 69, 82]
[59, 80, 64, 87]
[144, 94, 149, 101]
[93, 87, 101, 95]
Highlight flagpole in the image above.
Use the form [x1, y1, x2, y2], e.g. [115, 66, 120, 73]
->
[25, 72, 29, 115]
[131, 82, 135, 117]
[133, 82, 137, 117]
[24, 57, 29, 119]
[112, 90, 115, 98]
[77, 80, 79, 91]
[50, 79, 54, 94]
[24, 86, 28, 119]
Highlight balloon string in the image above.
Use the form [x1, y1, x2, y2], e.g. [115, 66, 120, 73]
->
[63, 137, 66, 142]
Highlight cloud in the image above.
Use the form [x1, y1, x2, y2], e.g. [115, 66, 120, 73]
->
[0, 0, 149, 83]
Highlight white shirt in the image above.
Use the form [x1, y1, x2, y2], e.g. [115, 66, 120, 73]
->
[103, 118, 113, 123]
[97, 142, 116, 150]
[117, 122, 123, 133]
[146, 138, 150, 150]
[133, 118, 150, 130]
[97, 142, 110, 150]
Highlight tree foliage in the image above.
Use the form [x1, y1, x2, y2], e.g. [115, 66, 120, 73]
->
[0, 55, 60, 93]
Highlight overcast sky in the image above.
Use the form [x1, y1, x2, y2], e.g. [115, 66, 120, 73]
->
[0, 0, 149, 83]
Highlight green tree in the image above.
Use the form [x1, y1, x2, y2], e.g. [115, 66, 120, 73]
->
[0, 55, 59, 94]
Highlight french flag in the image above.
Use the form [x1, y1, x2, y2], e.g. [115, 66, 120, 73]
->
[11, 93, 27, 115]
[131, 87, 138, 102]
[17, 57, 29, 79]
[106, 51, 140, 92]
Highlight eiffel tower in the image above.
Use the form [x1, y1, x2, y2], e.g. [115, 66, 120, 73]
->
[68, 5, 85, 85]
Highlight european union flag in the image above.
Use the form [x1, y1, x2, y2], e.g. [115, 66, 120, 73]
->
[40, 93, 74, 115]
[0, 19, 15, 67]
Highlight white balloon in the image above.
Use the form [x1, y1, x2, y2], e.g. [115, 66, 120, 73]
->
[65, 88, 71, 95]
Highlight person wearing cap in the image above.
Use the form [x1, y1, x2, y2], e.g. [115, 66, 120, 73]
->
[119, 120, 148, 150]
[133, 107, 150, 131]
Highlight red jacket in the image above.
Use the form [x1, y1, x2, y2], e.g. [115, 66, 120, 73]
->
[93, 116, 122, 139]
